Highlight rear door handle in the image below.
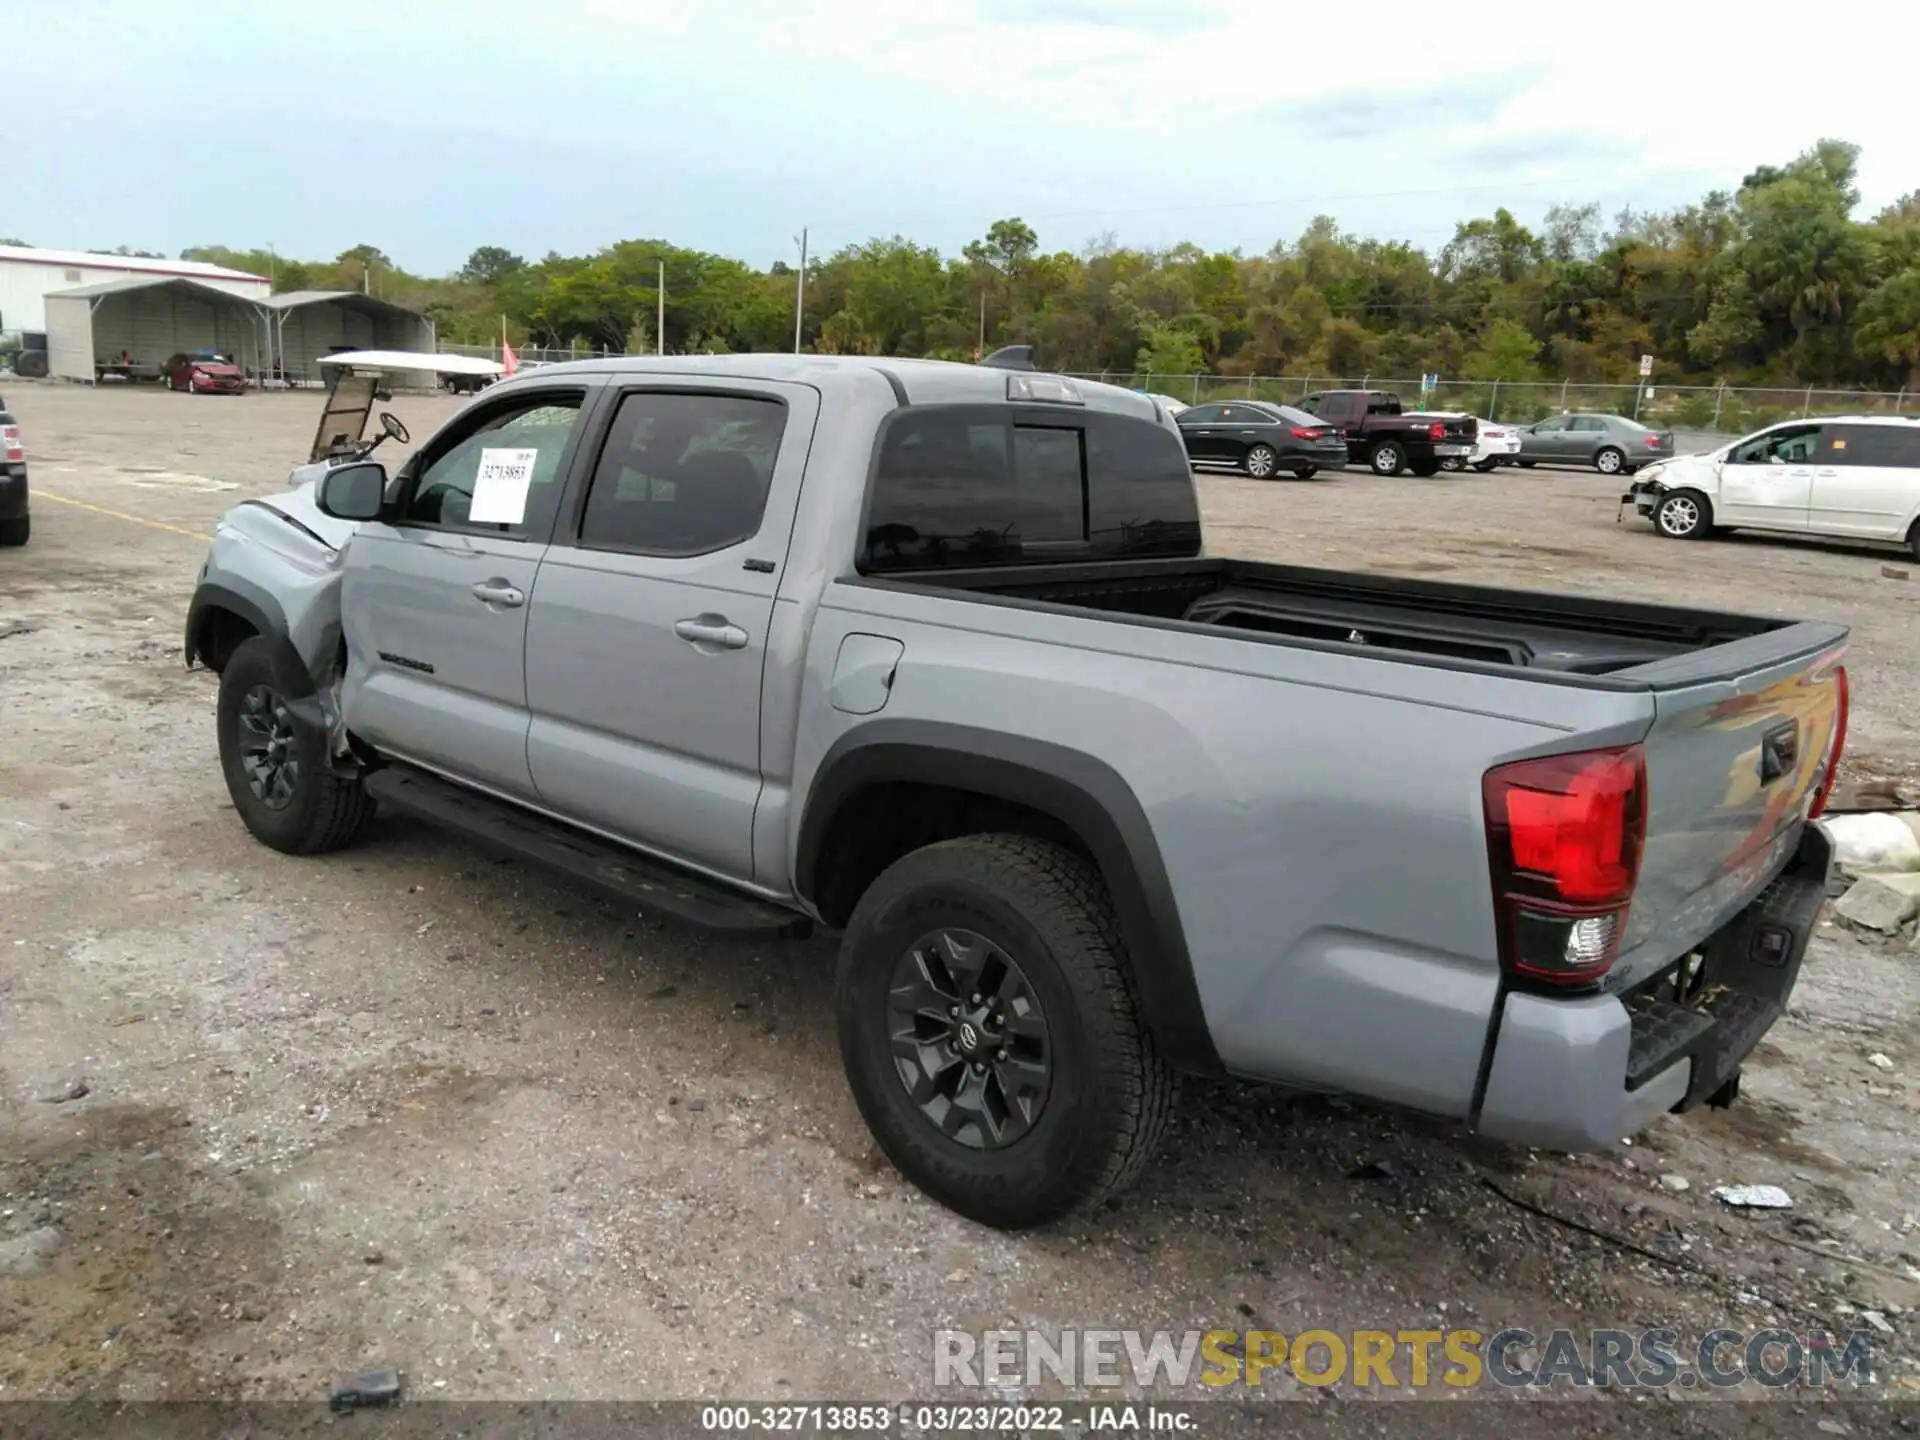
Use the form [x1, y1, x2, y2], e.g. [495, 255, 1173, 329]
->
[674, 614, 749, 650]
[471, 579, 525, 608]
[1815, 468, 1839, 477]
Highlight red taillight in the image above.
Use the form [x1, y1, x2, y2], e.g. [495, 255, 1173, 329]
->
[1808, 664, 1849, 819]
[1428, 422, 1446, 440]
[1290, 426, 1320, 439]
[1645, 435, 1661, 448]
[2, 424, 20, 463]
[1483, 745, 1647, 987]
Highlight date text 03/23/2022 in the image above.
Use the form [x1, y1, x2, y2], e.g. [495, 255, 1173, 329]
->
[700, 1404, 1196, 1432]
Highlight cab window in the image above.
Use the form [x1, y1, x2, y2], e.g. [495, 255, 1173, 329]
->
[402, 391, 586, 536]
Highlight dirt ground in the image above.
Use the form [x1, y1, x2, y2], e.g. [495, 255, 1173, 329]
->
[2, 383, 1918, 1427]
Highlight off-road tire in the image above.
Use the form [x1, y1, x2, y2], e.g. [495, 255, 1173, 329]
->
[836, 834, 1176, 1229]
[216, 636, 372, 855]
[1654, 489, 1713, 540]
[0, 514, 27, 546]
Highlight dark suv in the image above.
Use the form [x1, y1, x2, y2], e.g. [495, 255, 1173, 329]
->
[0, 395, 27, 546]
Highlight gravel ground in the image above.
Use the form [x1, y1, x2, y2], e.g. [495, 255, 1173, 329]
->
[2, 383, 1918, 1430]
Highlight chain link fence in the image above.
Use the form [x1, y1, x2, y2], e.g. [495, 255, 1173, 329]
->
[1069, 373, 1919, 441]
[426, 345, 1915, 443]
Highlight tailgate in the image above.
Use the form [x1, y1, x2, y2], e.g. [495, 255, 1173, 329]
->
[1610, 630, 1847, 988]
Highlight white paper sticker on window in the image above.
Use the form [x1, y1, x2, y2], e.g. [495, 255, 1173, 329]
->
[469, 447, 538, 524]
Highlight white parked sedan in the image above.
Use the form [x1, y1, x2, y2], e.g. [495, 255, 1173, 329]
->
[1430, 414, 1522, 472]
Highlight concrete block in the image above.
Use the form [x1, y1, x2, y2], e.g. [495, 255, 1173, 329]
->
[1832, 871, 1920, 934]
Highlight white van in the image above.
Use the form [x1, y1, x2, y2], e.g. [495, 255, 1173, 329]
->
[1623, 415, 1920, 556]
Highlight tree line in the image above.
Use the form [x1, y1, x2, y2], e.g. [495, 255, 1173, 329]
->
[163, 138, 1919, 390]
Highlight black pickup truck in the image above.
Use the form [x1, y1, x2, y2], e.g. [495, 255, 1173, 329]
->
[0, 395, 27, 546]
[1299, 390, 1477, 477]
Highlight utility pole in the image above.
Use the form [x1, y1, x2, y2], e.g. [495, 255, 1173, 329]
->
[657, 260, 665, 356]
[793, 228, 808, 354]
[977, 291, 986, 361]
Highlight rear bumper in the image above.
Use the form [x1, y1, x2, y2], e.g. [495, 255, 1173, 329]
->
[1476, 822, 1830, 1150]
[0, 466, 27, 521]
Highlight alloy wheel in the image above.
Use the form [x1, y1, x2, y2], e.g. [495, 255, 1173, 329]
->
[236, 684, 301, 811]
[886, 927, 1052, 1150]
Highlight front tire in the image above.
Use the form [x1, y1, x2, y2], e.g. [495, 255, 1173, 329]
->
[1293, 465, 1318, 480]
[0, 514, 27, 547]
[1243, 444, 1278, 479]
[836, 835, 1175, 1230]
[1654, 489, 1712, 540]
[1594, 446, 1625, 475]
[1440, 455, 1465, 472]
[216, 636, 372, 855]
[1369, 441, 1405, 476]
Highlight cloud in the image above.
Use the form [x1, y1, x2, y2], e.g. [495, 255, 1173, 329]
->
[1449, 130, 1645, 172]
[971, 0, 1220, 33]
[1264, 78, 1521, 142]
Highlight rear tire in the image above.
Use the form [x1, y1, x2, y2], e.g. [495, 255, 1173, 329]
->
[1368, 441, 1405, 476]
[1516, 459, 1536, 469]
[0, 515, 27, 546]
[1471, 459, 1499, 473]
[216, 636, 372, 855]
[1594, 446, 1625, 475]
[836, 834, 1175, 1230]
[1440, 455, 1465, 472]
[1243, 444, 1278, 479]
[1293, 465, 1318, 480]
[1409, 459, 1442, 477]
[1654, 489, 1712, 540]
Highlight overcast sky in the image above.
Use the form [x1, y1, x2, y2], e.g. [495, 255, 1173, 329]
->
[13, 0, 1918, 274]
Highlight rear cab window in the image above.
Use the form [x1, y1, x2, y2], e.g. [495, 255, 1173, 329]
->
[861, 403, 1200, 573]
[574, 390, 786, 556]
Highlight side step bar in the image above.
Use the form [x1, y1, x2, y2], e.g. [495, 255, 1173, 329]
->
[364, 765, 809, 937]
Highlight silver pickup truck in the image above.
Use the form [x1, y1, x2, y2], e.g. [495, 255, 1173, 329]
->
[185, 354, 1849, 1229]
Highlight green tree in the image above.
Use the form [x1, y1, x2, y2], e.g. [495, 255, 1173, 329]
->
[459, 246, 527, 286]
[1464, 319, 1540, 381]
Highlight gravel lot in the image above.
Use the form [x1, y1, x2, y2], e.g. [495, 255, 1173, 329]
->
[2, 383, 1917, 1426]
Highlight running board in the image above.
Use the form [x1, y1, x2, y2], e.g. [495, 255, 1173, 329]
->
[363, 766, 809, 937]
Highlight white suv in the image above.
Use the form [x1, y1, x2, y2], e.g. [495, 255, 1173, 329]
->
[1624, 415, 1920, 555]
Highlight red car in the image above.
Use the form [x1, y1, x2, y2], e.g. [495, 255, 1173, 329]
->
[164, 350, 247, 395]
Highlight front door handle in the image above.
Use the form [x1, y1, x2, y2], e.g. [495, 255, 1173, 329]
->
[674, 614, 749, 650]
[1815, 468, 1839, 477]
[471, 579, 525, 608]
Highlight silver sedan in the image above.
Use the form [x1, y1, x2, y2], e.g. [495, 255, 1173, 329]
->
[1515, 413, 1676, 475]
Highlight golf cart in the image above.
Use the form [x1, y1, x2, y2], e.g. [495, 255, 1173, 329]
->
[307, 350, 504, 464]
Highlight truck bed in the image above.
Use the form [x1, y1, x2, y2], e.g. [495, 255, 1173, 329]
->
[879, 556, 1837, 685]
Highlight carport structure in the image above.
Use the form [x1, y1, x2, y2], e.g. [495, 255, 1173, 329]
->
[43, 276, 273, 383]
[262, 292, 435, 387]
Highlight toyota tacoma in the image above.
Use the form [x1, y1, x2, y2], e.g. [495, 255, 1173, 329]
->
[184, 354, 1848, 1228]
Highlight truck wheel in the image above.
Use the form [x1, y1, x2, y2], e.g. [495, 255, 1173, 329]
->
[1594, 446, 1626, 475]
[1654, 489, 1712, 540]
[1243, 444, 1279, 479]
[836, 835, 1175, 1230]
[1369, 442, 1405, 476]
[1409, 459, 1442, 477]
[0, 515, 27, 547]
[216, 636, 372, 855]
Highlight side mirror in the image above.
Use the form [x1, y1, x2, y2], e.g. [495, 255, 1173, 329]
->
[315, 462, 388, 521]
